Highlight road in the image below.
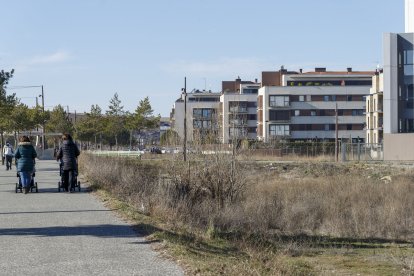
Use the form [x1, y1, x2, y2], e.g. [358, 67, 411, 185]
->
[0, 160, 183, 276]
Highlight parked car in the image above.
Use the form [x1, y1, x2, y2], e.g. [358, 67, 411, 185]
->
[150, 147, 162, 154]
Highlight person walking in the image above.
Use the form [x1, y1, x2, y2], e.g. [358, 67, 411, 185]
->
[56, 134, 80, 192]
[3, 142, 14, 170]
[14, 136, 37, 194]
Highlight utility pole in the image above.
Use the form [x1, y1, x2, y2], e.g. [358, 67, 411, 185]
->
[41, 85, 45, 151]
[335, 102, 339, 162]
[183, 77, 187, 162]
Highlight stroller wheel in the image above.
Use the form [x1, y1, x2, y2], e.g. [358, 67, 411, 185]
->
[15, 183, 18, 193]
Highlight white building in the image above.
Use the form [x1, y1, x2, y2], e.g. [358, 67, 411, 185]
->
[258, 68, 374, 142]
[220, 83, 260, 143]
[406, 0, 414, 32]
[366, 71, 384, 145]
[172, 91, 221, 143]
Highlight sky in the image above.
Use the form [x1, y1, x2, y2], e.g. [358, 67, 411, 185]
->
[0, 0, 404, 116]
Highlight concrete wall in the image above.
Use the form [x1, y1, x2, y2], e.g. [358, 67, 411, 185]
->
[384, 133, 414, 160]
[383, 33, 399, 134]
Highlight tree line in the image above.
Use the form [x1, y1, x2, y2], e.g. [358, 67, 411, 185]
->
[0, 69, 160, 150]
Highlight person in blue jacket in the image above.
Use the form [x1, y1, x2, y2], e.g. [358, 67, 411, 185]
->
[14, 136, 37, 194]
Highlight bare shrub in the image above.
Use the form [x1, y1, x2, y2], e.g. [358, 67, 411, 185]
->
[80, 153, 414, 242]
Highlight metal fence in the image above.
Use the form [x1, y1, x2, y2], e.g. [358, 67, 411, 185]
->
[248, 142, 383, 161]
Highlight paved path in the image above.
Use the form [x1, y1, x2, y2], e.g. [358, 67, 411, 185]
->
[0, 160, 183, 276]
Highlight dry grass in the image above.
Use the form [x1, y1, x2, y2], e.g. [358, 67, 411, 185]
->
[79, 153, 414, 275]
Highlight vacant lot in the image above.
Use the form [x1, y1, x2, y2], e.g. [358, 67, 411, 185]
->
[80, 153, 414, 275]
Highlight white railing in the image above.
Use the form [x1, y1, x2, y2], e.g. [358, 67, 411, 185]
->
[89, 151, 142, 158]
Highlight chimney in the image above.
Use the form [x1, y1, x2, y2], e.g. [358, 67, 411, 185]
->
[299, 69, 303, 73]
[315, 67, 326, 73]
[347, 67, 352, 72]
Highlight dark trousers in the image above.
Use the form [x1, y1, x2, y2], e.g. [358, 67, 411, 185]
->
[63, 169, 75, 191]
[5, 156, 12, 170]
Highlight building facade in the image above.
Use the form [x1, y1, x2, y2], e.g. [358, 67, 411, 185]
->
[382, 0, 414, 160]
[258, 68, 374, 142]
[220, 83, 260, 143]
[173, 91, 221, 143]
[366, 71, 384, 144]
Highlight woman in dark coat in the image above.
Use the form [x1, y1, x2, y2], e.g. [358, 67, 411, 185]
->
[14, 136, 37, 194]
[56, 133, 80, 192]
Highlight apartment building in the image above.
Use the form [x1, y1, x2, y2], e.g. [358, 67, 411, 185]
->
[366, 71, 384, 144]
[220, 82, 260, 143]
[382, 0, 414, 160]
[172, 78, 260, 143]
[173, 90, 221, 143]
[258, 68, 375, 142]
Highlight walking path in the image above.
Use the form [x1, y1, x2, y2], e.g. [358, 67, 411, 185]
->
[0, 160, 183, 276]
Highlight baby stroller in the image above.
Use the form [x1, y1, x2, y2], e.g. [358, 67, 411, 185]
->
[15, 168, 38, 193]
[57, 161, 81, 192]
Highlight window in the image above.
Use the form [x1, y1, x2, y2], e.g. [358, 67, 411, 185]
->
[203, 109, 211, 118]
[193, 120, 202, 129]
[306, 95, 312, 101]
[269, 110, 291, 121]
[352, 110, 363, 116]
[229, 102, 248, 113]
[269, 96, 289, 107]
[299, 95, 305, 102]
[310, 111, 316, 116]
[347, 95, 352, 101]
[332, 95, 337, 101]
[247, 114, 257, 120]
[347, 124, 352, 130]
[323, 95, 330, 102]
[193, 109, 202, 118]
[294, 110, 300, 116]
[193, 108, 214, 118]
[404, 50, 414, 76]
[269, 125, 290, 136]
[247, 101, 257, 108]
[243, 88, 258, 94]
[338, 110, 344, 116]
[324, 124, 330, 131]
[229, 128, 248, 138]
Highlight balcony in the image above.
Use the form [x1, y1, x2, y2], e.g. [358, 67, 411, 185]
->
[229, 107, 248, 113]
[229, 119, 248, 127]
